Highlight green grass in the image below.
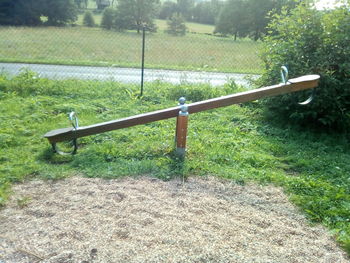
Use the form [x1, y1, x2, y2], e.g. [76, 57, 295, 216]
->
[0, 26, 262, 74]
[155, 19, 215, 34]
[0, 71, 349, 254]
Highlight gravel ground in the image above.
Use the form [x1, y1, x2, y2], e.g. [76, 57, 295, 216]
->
[0, 176, 348, 263]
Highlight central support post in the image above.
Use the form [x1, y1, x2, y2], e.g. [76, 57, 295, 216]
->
[175, 103, 189, 158]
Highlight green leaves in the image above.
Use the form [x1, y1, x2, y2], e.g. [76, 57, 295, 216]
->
[261, 4, 350, 130]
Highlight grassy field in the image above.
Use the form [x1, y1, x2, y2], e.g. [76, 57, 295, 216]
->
[77, 14, 216, 34]
[0, 71, 349, 254]
[0, 25, 262, 74]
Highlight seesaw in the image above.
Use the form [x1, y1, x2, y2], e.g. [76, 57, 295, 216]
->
[44, 70, 320, 156]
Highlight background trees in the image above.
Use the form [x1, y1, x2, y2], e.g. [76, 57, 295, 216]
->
[214, 0, 298, 40]
[0, 0, 43, 26]
[101, 7, 115, 29]
[0, 0, 78, 26]
[166, 13, 187, 36]
[43, 0, 78, 25]
[83, 11, 95, 27]
[114, 0, 160, 32]
[214, 0, 248, 40]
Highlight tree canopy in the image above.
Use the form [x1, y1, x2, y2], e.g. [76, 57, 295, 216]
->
[0, 0, 78, 26]
[158, 0, 222, 25]
[214, 0, 299, 40]
[115, 0, 160, 33]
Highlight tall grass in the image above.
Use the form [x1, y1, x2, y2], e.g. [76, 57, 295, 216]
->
[0, 71, 349, 253]
[0, 26, 262, 73]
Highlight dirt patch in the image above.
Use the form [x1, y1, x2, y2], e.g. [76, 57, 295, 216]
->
[0, 176, 348, 263]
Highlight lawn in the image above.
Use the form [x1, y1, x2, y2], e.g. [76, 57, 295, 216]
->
[0, 25, 262, 74]
[0, 71, 349, 254]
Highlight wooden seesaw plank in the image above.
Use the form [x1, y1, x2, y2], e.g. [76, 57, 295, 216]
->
[44, 75, 320, 144]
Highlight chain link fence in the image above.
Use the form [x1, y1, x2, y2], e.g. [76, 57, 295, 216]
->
[0, 15, 262, 87]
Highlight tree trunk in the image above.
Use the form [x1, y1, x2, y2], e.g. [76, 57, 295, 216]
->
[254, 30, 259, 41]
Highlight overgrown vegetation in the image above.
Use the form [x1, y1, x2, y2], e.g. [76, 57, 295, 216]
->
[260, 3, 350, 130]
[83, 10, 95, 27]
[166, 13, 187, 36]
[0, 0, 78, 26]
[0, 71, 349, 254]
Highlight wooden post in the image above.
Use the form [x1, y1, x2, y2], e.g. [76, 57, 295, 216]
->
[176, 104, 189, 158]
[175, 97, 186, 145]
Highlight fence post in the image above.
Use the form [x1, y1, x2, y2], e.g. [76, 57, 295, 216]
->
[175, 103, 189, 158]
[140, 24, 146, 97]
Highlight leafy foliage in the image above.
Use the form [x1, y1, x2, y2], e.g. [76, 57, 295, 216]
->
[83, 11, 95, 27]
[191, 0, 222, 25]
[0, 0, 78, 26]
[214, 0, 248, 40]
[158, 1, 178, 19]
[214, 0, 298, 40]
[100, 7, 115, 29]
[44, 0, 78, 25]
[114, 0, 160, 33]
[158, 0, 222, 25]
[166, 13, 187, 36]
[260, 3, 350, 130]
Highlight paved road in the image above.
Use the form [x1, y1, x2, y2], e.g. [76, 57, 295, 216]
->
[0, 63, 259, 87]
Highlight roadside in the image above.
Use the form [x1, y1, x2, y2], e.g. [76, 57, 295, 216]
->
[0, 63, 259, 87]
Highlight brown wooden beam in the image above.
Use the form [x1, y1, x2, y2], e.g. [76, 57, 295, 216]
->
[44, 75, 320, 144]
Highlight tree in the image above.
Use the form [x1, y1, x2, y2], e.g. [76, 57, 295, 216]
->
[75, 0, 89, 8]
[260, 3, 350, 130]
[115, 0, 160, 33]
[176, 0, 194, 20]
[191, 0, 222, 25]
[166, 13, 187, 36]
[214, 0, 249, 40]
[0, 0, 43, 26]
[214, 0, 298, 41]
[74, 0, 83, 8]
[101, 7, 115, 29]
[159, 1, 178, 20]
[0, 0, 78, 26]
[96, 0, 110, 10]
[83, 11, 95, 27]
[42, 0, 78, 25]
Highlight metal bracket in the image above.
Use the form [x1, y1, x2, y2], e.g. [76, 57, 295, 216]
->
[281, 66, 314, 105]
[51, 139, 78, 155]
[281, 66, 289, 84]
[52, 112, 79, 155]
[298, 89, 315, 105]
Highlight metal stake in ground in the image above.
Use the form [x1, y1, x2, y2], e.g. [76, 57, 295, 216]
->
[140, 24, 146, 97]
[176, 104, 189, 158]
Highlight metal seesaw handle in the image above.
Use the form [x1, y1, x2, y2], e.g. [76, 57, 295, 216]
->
[51, 112, 79, 155]
[281, 66, 315, 105]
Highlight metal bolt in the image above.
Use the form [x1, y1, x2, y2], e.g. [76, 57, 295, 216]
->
[178, 97, 186, 105]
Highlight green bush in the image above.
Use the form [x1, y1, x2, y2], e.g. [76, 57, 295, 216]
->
[100, 7, 115, 29]
[166, 13, 187, 36]
[260, 4, 350, 130]
[83, 11, 95, 27]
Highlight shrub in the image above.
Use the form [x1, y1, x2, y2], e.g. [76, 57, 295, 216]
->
[100, 7, 115, 29]
[260, 4, 350, 131]
[166, 13, 187, 36]
[83, 11, 95, 27]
